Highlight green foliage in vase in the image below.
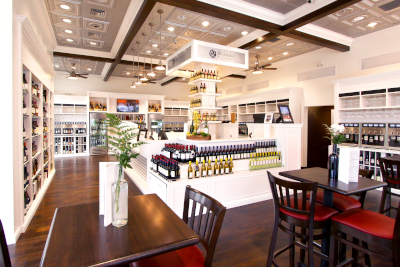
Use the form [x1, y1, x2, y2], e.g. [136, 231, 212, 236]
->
[101, 113, 146, 211]
[323, 124, 347, 145]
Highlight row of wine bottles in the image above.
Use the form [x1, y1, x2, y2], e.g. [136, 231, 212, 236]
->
[160, 142, 278, 163]
[55, 128, 86, 134]
[150, 155, 181, 179]
[249, 152, 282, 171]
[190, 99, 202, 108]
[89, 102, 107, 111]
[188, 158, 234, 179]
[190, 69, 220, 81]
[189, 83, 218, 95]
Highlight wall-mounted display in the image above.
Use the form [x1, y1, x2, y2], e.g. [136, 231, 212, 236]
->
[117, 99, 139, 113]
[278, 105, 294, 123]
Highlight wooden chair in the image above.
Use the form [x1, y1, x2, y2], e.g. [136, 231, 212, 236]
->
[0, 220, 12, 267]
[329, 198, 400, 266]
[311, 169, 374, 212]
[378, 157, 400, 216]
[266, 172, 339, 267]
[132, 186, 226, 267]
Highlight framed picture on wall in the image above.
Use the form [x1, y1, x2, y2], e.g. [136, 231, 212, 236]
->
[277, 104, 294, 123]
[264, 113, 273, 124]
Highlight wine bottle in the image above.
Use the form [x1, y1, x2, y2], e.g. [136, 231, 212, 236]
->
[207, 159, 212, 176]
[213, 159, 219, 175]
[195, 161, 200, 178]
[229, 157, 234, 174]
[188, 161, 194, 179]
[219, 159, 224, 175]
[201, 160, 207, 177]
[224, 159, 229, 174]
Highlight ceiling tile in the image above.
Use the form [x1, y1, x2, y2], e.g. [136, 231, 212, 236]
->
[242, 0, 305, 14]
[47, 0, 82, 17]
[84, 0, 116, 9]
[82, 18, 109, 32]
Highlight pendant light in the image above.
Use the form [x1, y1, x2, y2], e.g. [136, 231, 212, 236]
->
[140, 32, 149, 81]
[147, 22, 156, 77]
[252, 54, 264, 74]
[129, 48, 137, 88]
[155, 9, 165, 71]
[135, 41, 142, 85]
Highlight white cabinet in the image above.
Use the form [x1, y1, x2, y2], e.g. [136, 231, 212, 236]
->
[148, 173, 167, 202]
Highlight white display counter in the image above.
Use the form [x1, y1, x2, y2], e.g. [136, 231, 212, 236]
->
[125, 123, 302, 216]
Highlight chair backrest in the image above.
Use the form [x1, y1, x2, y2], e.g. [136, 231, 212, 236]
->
[359, 169, 374, 179]
[0, 220, 12, 267]
[183, 186, 226, 267]
[379, 158, 400, 189]
[267, 171, 318, 226]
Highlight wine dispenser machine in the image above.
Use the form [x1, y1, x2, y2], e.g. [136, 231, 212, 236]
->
[340, 123, 360, 146]
[388, 124, 400, 149]
[361, 123, 386, 147]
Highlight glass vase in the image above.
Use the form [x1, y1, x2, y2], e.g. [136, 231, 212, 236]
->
[112, 166, 128, 227]
[328, 144, 339, 180]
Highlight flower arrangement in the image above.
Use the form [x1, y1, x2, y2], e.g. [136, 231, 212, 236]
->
[323, 124, 347, 145]
[186, 111, 210, 137]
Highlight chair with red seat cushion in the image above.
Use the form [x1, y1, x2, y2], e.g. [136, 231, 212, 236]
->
[378, 157, 400, 216]
[309, 169, 374, 212]
[329, 198, 400, 266]
[266, 172, 339, 267]
[131, 186, 226, 267]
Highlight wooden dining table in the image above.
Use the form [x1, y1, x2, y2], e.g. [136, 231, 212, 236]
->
[279, 167, 387, 267]
[40, 194, 200, 267]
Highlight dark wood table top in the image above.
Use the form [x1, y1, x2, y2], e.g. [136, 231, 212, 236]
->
[383, 154, 400, 161]
[279, 167, 387, 195]
[40, 194, 200, 267]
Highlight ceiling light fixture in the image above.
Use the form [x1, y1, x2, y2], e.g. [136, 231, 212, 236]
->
[55, 65, 59, 68]
[134, 43, 142, 85]
[367, 22, 378, 28]
[89, 41, 97, 46]
[223, 26, 231, 31]
[241, 31, 248, 35]
[283, 52, 289, 55]
[152, 44, 158, 47]
[147, 23, 156, 78]
[140, 33, 148, 81]
[268, 57, 273, 60]
[146, 50, 152, 53]
[167, 27, 175, 32]
[164, 53, 169, 56]
[67, 64, 79, 79]
[202, 21, 210, 27]
[155, 10, 165, 71]
[60, 4, 71, 10]
[286, 42, 294, 46]
[64, 29, 73, 34]
[126, 72, 130, 75]
[66, 38, 74, 42]
[255, 46, 261, 49]
[352, 16, 365, 22]
[87, 68, 92, 71]
[62, 18, 72, 23]
[252, 54, 263, 75]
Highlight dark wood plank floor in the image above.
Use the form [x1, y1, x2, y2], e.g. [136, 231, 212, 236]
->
[8, 155, 396, 267]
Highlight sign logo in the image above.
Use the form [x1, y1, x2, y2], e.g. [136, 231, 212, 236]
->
[171, 58, 176, 67]
[209, 49, 217, 58]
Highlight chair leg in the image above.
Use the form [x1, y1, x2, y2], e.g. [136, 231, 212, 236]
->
[338, 233, 346, 263]
[289, 224, 295, 267]
[300, 228, 306, 264]
[308, 229, 314, 267]
[266, 216, 280, 267]
[379, 188, 388, 215]
[329, 224, 338, 267]
[351, 237, 360, 267]
[361, 241, 371, 267]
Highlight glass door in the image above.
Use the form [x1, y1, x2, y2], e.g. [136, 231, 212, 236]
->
[90, 113, 107, 155]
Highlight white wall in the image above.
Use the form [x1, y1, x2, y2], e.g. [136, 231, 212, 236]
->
[55, 75, 191, 101]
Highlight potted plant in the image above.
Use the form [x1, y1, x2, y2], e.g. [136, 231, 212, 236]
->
[102, 113, 145, 227]
[323, 124, 346, 179]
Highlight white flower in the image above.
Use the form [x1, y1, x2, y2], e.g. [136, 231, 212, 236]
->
[330, 124, 345, 133]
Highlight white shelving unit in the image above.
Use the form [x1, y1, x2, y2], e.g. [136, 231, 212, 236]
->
[21, 65, 55, 229]
[54, 103, 88, 157]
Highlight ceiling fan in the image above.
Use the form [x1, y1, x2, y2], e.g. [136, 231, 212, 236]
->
[245, 54, 277, 74]
[66, 63, 89, 79]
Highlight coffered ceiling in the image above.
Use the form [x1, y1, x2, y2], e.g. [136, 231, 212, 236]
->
[45, 0, 131, 51]
[49, 0, 400, 83]
[53, 56, 106, 75]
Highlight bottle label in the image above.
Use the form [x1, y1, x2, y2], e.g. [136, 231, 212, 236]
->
[380, 136, 384, 141]
[171, 171, 175, 178]
[189, 172, 193, 178]
[225, 167, 229, 174]
[208, 170, 212, 176]
[374, 136, 378, 141]
[195, 171, 200, 177]
[364, 136, 368, 141]
[202, 170, 206, 176]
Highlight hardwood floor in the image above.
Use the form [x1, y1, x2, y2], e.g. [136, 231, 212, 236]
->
[8, 155, 396, 266]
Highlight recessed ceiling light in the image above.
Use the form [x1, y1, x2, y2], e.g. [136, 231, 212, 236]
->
[55, 65, 59, 68]
[283, 52, 288, 55]
[66, 38, 74, 42]
[64, 29, 73, 34]
[223, 26, 231, 31]
[241, 31, 249, 35]
[87, 68, 92, 71]
[182, 78, 186, 80]
[286, 42, 294, 46]
[367, 22, 378, 28]
[152, 44, 158, 47]
[126, 72, 130, 75]
[71, 66, 76, 69]
[164, 53, 169, 56]
[255, 46, 261, 49]
[352, 16, 365, 22]
[60, 4, 71, 10]
[177, 15, 186, 21]
[62, 18, 72, 23]
[89, 41, 97, 46]
[202, 21, 210, 27]
[167, 27, 175, 32]
[146, 50, 152, 53]
[268, 57, 273, 60]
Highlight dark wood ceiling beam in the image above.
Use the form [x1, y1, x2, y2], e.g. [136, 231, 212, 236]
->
[239, 33, 279, 50]
[161, 77, 180, 86]
[223, 74, 246, 79]
[53, 52, 115, 63]
[103, 0, 157, 81]
[280, 0, 362, 33]
[286, 31, 349, 52]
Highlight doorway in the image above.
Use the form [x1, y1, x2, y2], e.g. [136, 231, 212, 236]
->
[307, 106, 334, 168]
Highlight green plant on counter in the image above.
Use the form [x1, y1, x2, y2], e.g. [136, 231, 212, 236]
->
[101, 113, 146, 212]
[323, 124, 347, 145]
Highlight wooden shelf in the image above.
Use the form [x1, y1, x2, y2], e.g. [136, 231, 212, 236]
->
[188, 78, 222, 85]
[188, 92, 222, 98]
[190, 106, 222, 110]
